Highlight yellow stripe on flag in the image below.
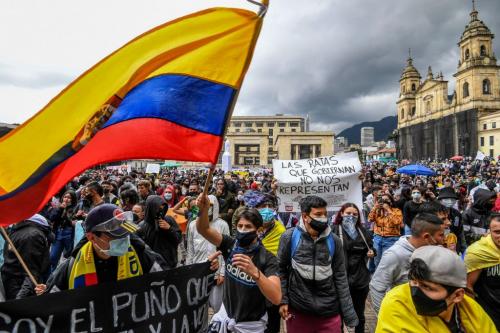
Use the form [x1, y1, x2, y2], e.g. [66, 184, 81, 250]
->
[0, 8, 262, 194]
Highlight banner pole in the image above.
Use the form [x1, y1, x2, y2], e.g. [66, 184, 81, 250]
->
[202, 166, 216, 197]
[0, 227, 38, 286]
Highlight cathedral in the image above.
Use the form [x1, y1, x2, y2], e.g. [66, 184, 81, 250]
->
[397, 2, 500, 160]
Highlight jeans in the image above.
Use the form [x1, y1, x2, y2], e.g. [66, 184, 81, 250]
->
[50, 227, 74, 272]
[404, 225, 412, 236]
[373, 235, 399, 268]
[350, 286, 369, 333]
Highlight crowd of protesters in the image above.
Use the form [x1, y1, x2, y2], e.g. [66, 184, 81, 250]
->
[0, 155, 499, 332]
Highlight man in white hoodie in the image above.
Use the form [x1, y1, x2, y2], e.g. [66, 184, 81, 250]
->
[369, 213, 445, 313]
[186, 194, 229, 312]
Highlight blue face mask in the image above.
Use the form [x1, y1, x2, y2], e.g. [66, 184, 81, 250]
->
[259, 208, 275, 223]
[102, 236, 130, 257]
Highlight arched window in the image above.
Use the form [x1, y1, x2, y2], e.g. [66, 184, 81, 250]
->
[411, 106, 416, 116]
[480, 45, 487, 56]
[465, 49, 470, 60]
[401, 109, 405, 119]
[402, 85, 406, 93]
[463, 82, 469, 98]
[483, 79, 491, 94]
[426, 101, 431, 113]
[411, 83, 416, 91]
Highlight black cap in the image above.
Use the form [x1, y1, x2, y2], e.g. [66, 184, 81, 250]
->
[438, 187, 457, 200]
[84, 204, 138, 237]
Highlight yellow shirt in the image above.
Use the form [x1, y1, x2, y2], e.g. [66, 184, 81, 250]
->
[376, 283, 498, 333]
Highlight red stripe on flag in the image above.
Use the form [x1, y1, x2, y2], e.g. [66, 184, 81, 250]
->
[0, 118, 223, 226]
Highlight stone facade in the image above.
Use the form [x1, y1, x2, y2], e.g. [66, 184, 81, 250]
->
[225, 115, 334, 166]
[397, 4, 500, 159]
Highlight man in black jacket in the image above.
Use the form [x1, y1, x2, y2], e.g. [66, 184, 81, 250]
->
[1, 214, 51, 300]
[463, 188, 496, 245]
[277, 196, 358, 333]
[35, 204, 168, 295]
[138, 195, 182, 268]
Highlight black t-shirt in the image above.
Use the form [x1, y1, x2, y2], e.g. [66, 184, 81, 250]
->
[475, 263, 500, 329]
[93, 249, 118, 283]
[217, 235, 279, 322]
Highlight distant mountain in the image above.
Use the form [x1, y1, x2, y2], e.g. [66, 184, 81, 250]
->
[337, 116, 397, 145]
[0, 123, 17, 138]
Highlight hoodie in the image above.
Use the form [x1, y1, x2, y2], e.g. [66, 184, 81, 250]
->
[369, 235, 415, 313]
[186, 195, 228, 278]
[462, 189, 496, 245]
[137, 195, 182, 268]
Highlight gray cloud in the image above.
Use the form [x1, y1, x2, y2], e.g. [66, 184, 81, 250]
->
[0, 63, 72, 88]
[234, 0, 500, 133]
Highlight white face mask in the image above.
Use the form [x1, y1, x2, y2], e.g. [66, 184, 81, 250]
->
[164, 193, 173, 200]
[440, 198, 456, 208]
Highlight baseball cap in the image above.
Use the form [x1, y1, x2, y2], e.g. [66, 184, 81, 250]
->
[410, 246, 466, 288]
[84, 204, 139, 238]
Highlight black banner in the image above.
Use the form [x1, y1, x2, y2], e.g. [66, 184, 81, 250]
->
[0, 263, 214, 333]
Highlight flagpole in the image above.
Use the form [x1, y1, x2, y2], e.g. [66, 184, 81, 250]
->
[0, 227, 38, 286]
[201, 0, 268, 196]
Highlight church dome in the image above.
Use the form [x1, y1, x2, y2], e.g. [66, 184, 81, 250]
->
[400, 57, 421, 81]
[460, 8, 494, 43]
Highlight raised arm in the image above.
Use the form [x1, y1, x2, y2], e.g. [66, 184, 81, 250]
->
[196, 193, 223, 247]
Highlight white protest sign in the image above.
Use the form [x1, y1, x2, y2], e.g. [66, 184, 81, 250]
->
[475, 150, 486, 161]
[145, 163, 161, 174]
[273, 152, 363, 212]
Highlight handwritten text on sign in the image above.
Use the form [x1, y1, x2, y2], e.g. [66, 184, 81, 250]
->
[273, 152, 362, 212]
[0, 263, 214, 333]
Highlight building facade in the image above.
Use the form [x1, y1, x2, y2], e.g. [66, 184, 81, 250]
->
[225, 115, 334, 167]
[397, 4, 500, 160]
[361, 127, 375, 147]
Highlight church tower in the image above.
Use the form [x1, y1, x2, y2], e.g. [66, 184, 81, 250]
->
[397, 51, 421, 126]
[454, 1, 499, 104]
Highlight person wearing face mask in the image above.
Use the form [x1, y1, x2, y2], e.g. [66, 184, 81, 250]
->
[370, 213, 445, 314]
[255, 194, 285, 333]
[376, 246, 496, 333]
[186, 195, 229, 316]
[465, 213, 500, 331]
[426, 202, 461, 252]
[162, 185, 176, 207]
[369, 193, 404, 268]
[332, 203, 374, 333]
[462, 188, 496, 245]
[34, 204, 170, 294]
[101, 180, 120, 206]
[277, 196, 358, 333]
[47, 190, 77, 273]
[196, 194, 281, 333]
[403, 186, 424, 235]
[137, 195, 182, 269]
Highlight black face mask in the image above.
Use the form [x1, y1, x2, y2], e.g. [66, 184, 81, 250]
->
[235, 230, 258, 247]
[410, 286, 449, 316]
[187, 191, 198, 197]
[103, 188, 110, 194]
[309, 216, 328, 234]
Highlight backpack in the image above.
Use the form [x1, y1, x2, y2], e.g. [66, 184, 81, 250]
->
[290, 227, 335, 259]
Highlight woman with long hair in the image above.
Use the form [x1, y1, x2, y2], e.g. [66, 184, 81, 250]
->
[47, 190, 77, 272]
[332, 203, 374, 333]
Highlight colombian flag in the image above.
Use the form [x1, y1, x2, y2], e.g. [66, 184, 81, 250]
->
[0, 5, 266, 225]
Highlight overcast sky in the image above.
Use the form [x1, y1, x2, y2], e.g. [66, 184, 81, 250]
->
[1, 0, 499, 133]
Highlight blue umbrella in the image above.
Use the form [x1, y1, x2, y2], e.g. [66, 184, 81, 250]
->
[396, 164, 436, 176]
